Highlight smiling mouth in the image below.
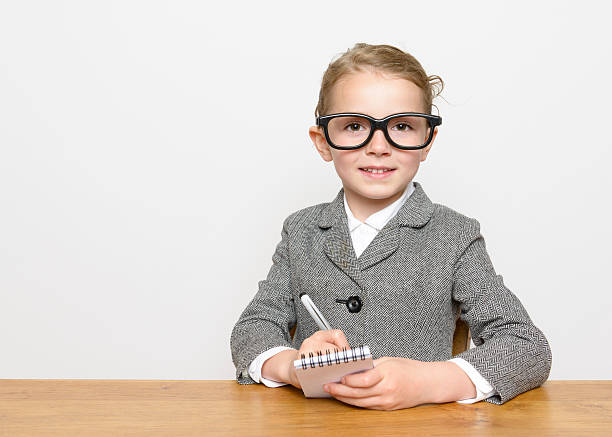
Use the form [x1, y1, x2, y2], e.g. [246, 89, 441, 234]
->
[359, 168, 396, 173]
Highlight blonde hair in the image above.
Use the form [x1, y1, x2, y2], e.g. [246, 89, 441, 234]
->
[315, 43, 444, 117]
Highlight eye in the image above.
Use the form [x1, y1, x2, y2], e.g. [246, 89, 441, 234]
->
[391, 122, 413, 132]
[345, 122, 366, 132]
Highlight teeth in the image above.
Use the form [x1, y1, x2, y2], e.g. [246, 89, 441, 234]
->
[363, 168, 392, 173]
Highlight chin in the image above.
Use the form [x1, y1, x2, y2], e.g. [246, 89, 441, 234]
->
[357, 187, 397, 200]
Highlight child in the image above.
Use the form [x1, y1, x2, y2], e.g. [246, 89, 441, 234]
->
[230, 43, 552, 411]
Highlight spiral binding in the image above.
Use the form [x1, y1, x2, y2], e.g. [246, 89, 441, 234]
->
[297, 345, 369, 370]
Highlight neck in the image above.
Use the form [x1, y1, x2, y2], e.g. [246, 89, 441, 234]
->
[344, 186, 406, 222]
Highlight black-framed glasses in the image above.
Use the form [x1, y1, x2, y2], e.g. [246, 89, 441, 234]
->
[316, 112, 442, 150]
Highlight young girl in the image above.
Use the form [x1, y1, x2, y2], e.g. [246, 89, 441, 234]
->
[230, 43, 552, 411]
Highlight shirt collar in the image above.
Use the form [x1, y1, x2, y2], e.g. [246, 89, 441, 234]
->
[344, 181, 415, 233]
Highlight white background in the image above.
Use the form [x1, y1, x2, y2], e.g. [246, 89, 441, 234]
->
[1, 1, 610, 380]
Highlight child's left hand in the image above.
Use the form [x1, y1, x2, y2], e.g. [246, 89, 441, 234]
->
[323, 357, 434, 411]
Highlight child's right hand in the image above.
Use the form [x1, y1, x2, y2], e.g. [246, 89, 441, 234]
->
[288, 329, 351, 389]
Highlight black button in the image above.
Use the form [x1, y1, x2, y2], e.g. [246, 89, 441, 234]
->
[335, 296, 362, 313]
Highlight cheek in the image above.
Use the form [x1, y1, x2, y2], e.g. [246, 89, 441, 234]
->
[331, 152, 358, 174]
[333, 161, 351, 178]
[398, 152, 421, 166]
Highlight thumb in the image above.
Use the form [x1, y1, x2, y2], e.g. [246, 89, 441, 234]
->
[374, 356, 393, 366]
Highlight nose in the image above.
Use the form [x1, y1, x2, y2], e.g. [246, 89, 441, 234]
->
[365, 128, 392, 154]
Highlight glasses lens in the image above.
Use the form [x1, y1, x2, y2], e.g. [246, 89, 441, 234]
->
[327, 115, 371, 148]
[387, 115, 430, 148]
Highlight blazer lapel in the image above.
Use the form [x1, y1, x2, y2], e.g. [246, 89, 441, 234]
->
[318, 188, 365, 289]
[357, 219, 400, 272]
[318, 182, 435, 280]
[357, 181, 434, 271]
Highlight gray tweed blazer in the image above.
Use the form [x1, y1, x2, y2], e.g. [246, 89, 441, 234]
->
[230, 181, 552, 405]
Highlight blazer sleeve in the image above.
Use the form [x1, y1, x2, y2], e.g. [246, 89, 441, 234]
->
[451, 218, 552, 405]
[229, 215, 297, 385]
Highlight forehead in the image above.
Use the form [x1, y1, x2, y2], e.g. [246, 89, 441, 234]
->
[328, 70, 426, 117]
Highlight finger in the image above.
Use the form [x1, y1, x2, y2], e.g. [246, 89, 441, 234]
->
[329, 329, 351, 349]
[314, 329, 350, 349]
[299, 342, 344, 357]
[324, 381, 381, 399]
[333, 394, 388, 410]
[341, 369, 383, 388]
[374, 356, 393, 366]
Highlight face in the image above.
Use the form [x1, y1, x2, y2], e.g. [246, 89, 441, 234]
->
[309, 69, 437, 216]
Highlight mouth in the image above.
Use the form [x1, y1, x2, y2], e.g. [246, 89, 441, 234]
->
[358, 167, 396, 178]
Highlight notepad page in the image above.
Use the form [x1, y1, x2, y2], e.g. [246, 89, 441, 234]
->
[293, 346, 374, 398]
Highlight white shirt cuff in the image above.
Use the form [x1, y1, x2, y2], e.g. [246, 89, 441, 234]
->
[248, 346, 294, 387]
[448, 357, 498, 404]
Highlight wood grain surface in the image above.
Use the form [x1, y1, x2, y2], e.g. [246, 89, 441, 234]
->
[1, 380, 611, 436]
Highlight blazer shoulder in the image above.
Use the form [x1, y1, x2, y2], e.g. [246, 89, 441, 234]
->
[430, 202, 481, 240]
[281, 200, 329, 233]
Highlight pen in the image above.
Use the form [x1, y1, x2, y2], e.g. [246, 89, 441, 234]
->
[299, 292, 332, 330]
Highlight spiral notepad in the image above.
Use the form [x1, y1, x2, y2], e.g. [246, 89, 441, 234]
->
[293, 345, 374, 398]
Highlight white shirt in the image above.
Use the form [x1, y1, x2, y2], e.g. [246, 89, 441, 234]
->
[248, 182, 497, 403]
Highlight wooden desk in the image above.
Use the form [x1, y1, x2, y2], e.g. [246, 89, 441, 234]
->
[1, 380, 610, 436]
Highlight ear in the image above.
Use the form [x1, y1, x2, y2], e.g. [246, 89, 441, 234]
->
[419, 127, 438, 162]
[309, 126, 334, 162]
